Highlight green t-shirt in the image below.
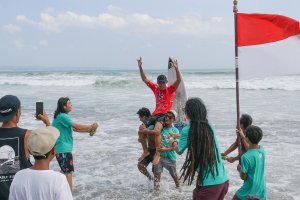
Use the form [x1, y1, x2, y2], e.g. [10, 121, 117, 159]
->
[237, 145, 266, 200]
[160, 126, 179, 161]
[178, 123, 228, 186]
[52, 113, 74, 153]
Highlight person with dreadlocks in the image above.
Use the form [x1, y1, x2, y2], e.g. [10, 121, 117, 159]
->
[170, 97, 228, 200]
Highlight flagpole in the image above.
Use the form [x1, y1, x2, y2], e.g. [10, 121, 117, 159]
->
[233, 0, 241, 164]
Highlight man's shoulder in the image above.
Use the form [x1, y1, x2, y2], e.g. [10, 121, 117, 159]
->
[0, 127, 28, 135]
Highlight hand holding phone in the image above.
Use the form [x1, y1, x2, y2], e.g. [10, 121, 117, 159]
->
[36, 102, 44, 119]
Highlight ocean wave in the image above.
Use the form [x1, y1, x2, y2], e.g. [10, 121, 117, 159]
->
[0, 72, 299, 90]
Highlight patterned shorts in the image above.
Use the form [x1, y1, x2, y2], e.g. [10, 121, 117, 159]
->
[55, 152, 74, 174]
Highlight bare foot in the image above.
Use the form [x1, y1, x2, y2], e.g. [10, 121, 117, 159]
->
[152, 153, 160, 165]
[138, 152, 150, 161]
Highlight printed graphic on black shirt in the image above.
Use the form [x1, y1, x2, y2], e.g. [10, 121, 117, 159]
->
[0, 137, 20, 181]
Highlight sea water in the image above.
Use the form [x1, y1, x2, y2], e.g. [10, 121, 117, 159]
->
[0, 67, 299, 200]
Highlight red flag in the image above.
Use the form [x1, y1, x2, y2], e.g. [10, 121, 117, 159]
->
[237, 13, 300, 79]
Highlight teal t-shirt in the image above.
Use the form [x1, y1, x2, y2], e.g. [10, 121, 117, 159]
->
[160, 126, 179, 161]
[237, 145, 266, 200]
[52, 113, 74, 153]
[178, 123, 228, 186]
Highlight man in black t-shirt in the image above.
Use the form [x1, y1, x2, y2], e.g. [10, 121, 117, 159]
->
[0, 95, 50, 200]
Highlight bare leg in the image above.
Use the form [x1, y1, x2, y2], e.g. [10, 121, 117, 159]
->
[138, 130, 149, 161]
[137, 163, 153, 181]
[171, 173, 180, 188]
[153, 123, 163, 165]
[65, 173, 73, 191]
[154, 172, 161, 190]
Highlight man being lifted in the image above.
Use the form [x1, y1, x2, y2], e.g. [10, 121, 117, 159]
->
[137, 57, 181, 165]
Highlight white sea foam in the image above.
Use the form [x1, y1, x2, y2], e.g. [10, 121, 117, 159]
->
[1, 71, 300, 90]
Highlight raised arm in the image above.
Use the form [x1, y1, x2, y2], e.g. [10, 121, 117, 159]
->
[137, 56, 149, 84]
[171, 58, 181, 89]
[238, 128, 250, 150]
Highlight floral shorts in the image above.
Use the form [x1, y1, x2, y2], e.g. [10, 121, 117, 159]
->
[55, 152, 74, 174]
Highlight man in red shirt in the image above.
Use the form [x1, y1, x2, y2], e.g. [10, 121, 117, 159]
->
[137, 57, 181, 165]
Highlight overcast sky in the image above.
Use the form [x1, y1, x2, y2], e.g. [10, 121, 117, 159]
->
[0, 0, 299, 70]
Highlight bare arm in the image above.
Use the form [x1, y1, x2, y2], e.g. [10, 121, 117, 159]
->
[159, 146, 174, 152]
[38, 112, 51, 126]
[137, 56, 149, 84]
[72, 123, 98, 133]
[238, 128, 250, 150]
[168, 132, 180, 139]
[237, 164, 247, 180]
[142, 122, 163, 136]
[222, 140, 239, 156]
[171, 58, 181, 89]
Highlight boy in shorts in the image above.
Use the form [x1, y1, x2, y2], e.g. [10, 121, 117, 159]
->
[152, 110, 180, 189]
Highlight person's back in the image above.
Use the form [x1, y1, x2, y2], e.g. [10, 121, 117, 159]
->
[9, 126, 73, 200]
[234, 125, 266, 200]
[9, 168, 72, 200]
[0, 95, 32, 200]
[237, 146, 266, 199]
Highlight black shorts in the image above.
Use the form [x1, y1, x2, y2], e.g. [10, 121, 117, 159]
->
[138, 148, 156, 167]
[144, 114, 165, 128]
[55, 152, 74, 174]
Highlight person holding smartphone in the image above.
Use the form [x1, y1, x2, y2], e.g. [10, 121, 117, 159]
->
[0, 95, 50, 200]
[52, 97, 98, 190]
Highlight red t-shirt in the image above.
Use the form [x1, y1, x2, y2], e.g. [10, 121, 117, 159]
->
[147, 81, 176, 116]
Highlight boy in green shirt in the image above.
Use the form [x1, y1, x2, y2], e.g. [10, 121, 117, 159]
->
[233, 125, 266, 200]
[153, 110, 180, 190]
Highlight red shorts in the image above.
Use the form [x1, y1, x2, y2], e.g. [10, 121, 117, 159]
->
[193, 180, 229, 200]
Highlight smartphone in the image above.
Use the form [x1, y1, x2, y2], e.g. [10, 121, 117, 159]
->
[36, 102, 43, 119]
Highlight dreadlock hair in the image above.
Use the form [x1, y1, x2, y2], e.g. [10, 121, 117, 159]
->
[180, 97, 220, 186]
[240, 114, 252, 129]
[245, 125, 263, 145]
[54, 97, 70, 119]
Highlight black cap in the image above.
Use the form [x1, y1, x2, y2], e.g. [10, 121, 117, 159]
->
[157, 74, 167, 83]
[0, 95, 21, 122]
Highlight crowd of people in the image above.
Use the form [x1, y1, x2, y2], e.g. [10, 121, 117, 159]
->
[0, 57, 266, 200]
[136, 57, 266, 200]
[0, 95, 98, 200]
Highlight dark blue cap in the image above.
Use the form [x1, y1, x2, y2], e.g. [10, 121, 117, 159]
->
[157, 74, 167, 83]
[0, 95, 21, 122]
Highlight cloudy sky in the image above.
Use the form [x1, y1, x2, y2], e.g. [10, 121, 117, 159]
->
[0, 0, 299, 69]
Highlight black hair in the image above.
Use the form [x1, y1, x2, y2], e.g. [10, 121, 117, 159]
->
[137, 107, 151, 117]
[240, 114, 253, 129]
[32, 149, 52, 160]
[180, 97, 220, 186]
[54, 97, 70, 119]
[245, 125, 263, 144]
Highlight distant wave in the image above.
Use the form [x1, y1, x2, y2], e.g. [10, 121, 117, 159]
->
[0, 71, 299, 91]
